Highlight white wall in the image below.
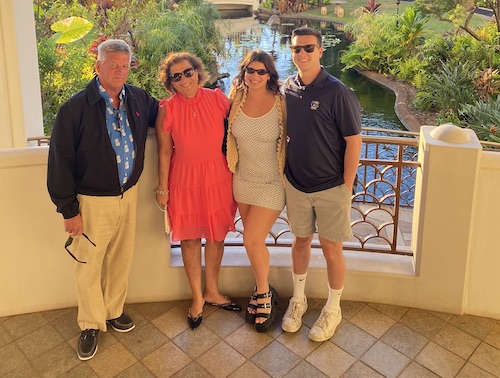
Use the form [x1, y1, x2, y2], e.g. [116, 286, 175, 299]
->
[0, 0, 44, 148]
[2, 129, 500, 320]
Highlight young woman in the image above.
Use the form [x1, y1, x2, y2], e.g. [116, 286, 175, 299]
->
[226, 50, 287, 332]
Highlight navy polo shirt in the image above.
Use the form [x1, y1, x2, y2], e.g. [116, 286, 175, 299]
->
[284, 68, 362, 193]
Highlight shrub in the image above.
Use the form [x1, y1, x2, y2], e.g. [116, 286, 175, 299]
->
[460, 96, 500, 143]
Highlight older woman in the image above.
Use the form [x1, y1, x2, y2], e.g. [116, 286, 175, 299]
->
[155, 52, 240, 330]
[226, 50, 287, 332]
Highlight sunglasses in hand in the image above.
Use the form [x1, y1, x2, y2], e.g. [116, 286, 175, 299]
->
[64, 233, 96, 264]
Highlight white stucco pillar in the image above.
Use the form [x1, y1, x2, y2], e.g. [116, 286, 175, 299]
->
[411, 124, 482, 312]
[0, 0, 43, 148]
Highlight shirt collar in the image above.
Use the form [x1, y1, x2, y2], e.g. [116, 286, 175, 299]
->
[293, 66, 329, 89]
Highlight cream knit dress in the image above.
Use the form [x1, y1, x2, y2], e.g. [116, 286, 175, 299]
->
[231, 102, 285, 211]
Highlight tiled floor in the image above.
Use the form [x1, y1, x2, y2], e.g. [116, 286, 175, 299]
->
[1, 298, 500, 377]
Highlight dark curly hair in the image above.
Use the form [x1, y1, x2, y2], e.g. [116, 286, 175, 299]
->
[158, 52, 208, 94]
[229, 49, 281, 97]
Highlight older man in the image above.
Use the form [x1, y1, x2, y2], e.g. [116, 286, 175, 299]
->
[47, 39, 158, 360]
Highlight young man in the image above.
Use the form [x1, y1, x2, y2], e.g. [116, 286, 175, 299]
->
[47, 39, 158, 360]
[282, 27, 362, 342]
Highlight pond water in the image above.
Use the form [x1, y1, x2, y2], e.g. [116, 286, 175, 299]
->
[216, 17, 405, 131]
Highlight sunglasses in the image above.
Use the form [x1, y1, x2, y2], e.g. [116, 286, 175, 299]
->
[169, 67, 197, 82]
[290, 44, 320, 54]
[64, 233, 96, 264]
[245, 66, 269, 76]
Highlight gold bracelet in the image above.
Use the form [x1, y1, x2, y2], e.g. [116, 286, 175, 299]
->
[154, 188, 169, 195]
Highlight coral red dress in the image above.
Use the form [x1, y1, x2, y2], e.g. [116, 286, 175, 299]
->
[162, 88, 236, 242]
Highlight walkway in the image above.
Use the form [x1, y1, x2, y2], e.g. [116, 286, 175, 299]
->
[1, 298, 500, 377]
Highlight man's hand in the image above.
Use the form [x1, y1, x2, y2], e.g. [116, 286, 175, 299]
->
[64, 214, 83, 237]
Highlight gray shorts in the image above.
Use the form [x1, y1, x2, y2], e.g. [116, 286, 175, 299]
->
[285, 176, 353, 242]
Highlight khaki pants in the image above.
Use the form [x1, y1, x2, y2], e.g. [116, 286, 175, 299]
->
[73, 186, 137, 331]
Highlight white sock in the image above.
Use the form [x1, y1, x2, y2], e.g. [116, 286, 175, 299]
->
[325, 285, 343, 312]
[292, 272, 307, 300]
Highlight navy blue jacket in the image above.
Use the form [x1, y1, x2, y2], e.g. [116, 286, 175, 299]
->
[47, 77, 158, 219]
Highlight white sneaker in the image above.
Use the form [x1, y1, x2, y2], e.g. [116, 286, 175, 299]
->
[309, 306, 342, 342]
[281, 296, 308, 333]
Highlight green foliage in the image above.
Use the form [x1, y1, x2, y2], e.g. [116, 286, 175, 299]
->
[341, 6, 429, 81]
[460, 96, 500, 143]
[35, 0, 224, 134]
[51, 16, 93, 44]
[414, 61, 476, 121]
[260, 0, 273, 11]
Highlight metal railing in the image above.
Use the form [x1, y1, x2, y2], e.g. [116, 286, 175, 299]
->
[223, 128, 420, 256]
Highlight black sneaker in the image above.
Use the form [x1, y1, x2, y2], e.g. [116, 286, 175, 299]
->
[77, 329, 99, 361]
[106, 313, 135, 332]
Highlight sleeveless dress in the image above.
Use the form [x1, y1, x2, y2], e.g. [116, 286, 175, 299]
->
[162, 88, 236, 242]
[231, 101, 285, 211]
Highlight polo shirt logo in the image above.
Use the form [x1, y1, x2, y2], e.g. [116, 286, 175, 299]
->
[310, 101, 320, 110]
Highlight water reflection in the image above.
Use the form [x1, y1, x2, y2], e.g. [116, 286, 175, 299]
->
[217, 17, 405, 131]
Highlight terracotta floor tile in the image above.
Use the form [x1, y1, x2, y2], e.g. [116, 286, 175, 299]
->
[361, 340, 411, 378]
[2, 300, 500, 377]
[284, 360, 328, 377]
[225, 323, 273, 358]
[350, 305, 395, 338]
[172, 324, 221, 359]
[381, 322, 429, 358]
[416, 341, 466, 378]
[456, 362, 497, 378]
[399, 361, 440, 378]
[342, 360, 385, 378]
[306, 341, 356, 377]
[197, 340, 246, 377]
[171, 361, 211, 378]
[228, 360, 270, 378]
[448, 314, 497, 340]
[141, 341, 191, 377]
[332, 321, 377, 358]
[119, 322, 168, 359]
[252, 340, 301, 377]
[468, 342, 500, 377]
[15, 323, 65, 359]
[2, 312, 47, 340]
[433, 323, 481, 360]
[0, 342, 29, 376]
[399, 309, 445, 339]
[86, 342, 137, 378]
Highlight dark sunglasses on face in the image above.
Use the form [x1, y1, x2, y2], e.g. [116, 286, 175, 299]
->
[169, 67, 197, 82]
[64, 233, 96, 264]
[290, 44, 320, 54]
[245, 66, 269, 76]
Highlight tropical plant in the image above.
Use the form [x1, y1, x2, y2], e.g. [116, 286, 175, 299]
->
[460, 96, 500, 143]
[35, 0, 224, 134]
[362, 0, 381, 14]
[415, 61, 476, 122]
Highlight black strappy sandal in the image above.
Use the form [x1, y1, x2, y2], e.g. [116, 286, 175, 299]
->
[255, 286, 279, 333]
[245, 288, 257, 323]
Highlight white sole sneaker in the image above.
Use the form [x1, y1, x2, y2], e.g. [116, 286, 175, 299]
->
[309, 307, 342, 342]
[281, 296, 308, 333]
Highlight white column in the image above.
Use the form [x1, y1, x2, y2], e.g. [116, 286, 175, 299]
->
[412, 124, 482, 312]
[0, 0, 43, 148]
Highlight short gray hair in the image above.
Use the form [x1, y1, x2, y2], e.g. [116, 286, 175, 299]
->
[97, 39, 132, 62]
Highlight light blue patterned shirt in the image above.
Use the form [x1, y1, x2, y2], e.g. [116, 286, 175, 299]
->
[96, 79, 136, 187]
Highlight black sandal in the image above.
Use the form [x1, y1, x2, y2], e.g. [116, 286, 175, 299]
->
[255, 286, 279, 333]
[245, 288, 257, 323]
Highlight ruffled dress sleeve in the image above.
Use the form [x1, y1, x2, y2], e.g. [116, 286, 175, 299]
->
[214, 88, 231, 117]
[160, 98, 174, 133]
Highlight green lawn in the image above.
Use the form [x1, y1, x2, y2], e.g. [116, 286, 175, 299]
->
[294, 0, 489, 33]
